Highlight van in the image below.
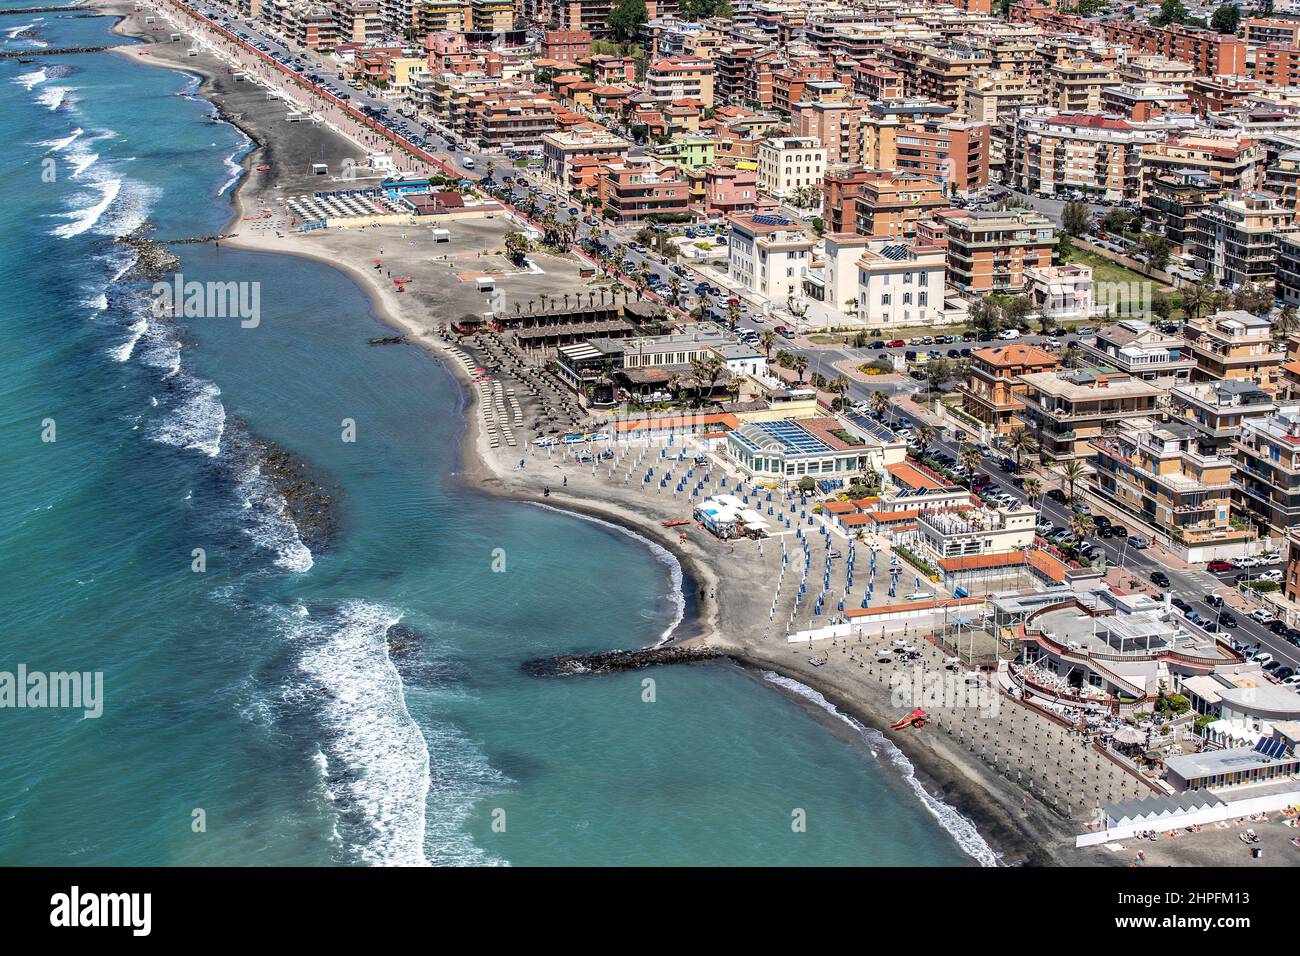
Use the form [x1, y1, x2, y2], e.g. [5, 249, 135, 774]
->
[462, 157, 476, 169]
[998, 328, 1021, 340]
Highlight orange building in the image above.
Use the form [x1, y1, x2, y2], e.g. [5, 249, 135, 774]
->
[960, 344, 1061, 436]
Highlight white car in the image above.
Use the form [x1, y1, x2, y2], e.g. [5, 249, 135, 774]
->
[1259, 569, 1284, 583]
[1252, 652, 1275, 667]
[1250, 608, 1275, 625]
[1234, 556, 1261, 569]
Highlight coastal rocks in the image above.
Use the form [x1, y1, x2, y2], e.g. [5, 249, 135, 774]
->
[117, 224, 180, 280]
[525, 644, 722, 677]
[248, 432, 338, 551]
[368, 336, 406, 346]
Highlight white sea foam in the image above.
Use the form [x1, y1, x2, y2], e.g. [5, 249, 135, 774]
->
[67, 149, 98, 180]
[233, 460, 314, 573]
[761, 671, 1001, 867]
[148, 379, 225, 458]
[50, 177, 120, 239]
[217, 131, 253, 196]
[528, 501, 685, 642]
[292, 602, 433, 867]
[39, 126, 83, 151]
[5, 21, 35, 37]
[14, 68, 46, 90]
[37, 85, 71, 111]
[107, 317, 147, 362]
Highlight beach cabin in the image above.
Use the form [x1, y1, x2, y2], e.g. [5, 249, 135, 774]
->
[170, 33, 182, 41]
[430, 228, 451, 243]
[475, 277, 496, 294]
[311, 163, 328, 176]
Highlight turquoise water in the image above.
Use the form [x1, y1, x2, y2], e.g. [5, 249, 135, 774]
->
[0, 6, 981, 866]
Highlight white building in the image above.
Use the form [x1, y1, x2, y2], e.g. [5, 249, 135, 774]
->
[727, 212, 815, 305]
[915, 503, 1038, 561]
[854, 238, 947, 328]
[1025, 264, 1093, 322]
[756, 136, 826, 200]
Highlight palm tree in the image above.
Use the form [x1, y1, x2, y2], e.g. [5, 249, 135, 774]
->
[829, 375, 850, 409]
[1067, 511, 1095, 545]
[792, 354, 809, 383]
[1004, 427, 1038, 469]
[1060, 460, 1087, 502]
[1023, 477, 1042, 507]
[915, 424, 936, 458]
[868, 390, 890, 424]
[759, 330, 776, 359]
[958, 444, 982, 475]
[1181, 279, 1211, 322]
[1274, 305, 1299, 351]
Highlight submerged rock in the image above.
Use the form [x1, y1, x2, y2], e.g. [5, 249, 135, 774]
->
[525, 644, 722, 677]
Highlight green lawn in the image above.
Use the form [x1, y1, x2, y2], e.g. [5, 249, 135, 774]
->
[1063, 246, 1166, 289]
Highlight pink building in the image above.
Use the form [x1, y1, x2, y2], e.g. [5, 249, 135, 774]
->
[699, 166, 773, 218]
[426, 31, 470, 71]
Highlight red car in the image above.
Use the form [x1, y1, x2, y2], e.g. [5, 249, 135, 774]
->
[1207, 560, 1235, 572]
[887, 339, 906, 348]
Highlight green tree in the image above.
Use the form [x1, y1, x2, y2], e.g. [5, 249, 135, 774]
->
[1137, 232, 1172, 272]
[1211, 3, 1241, 33]
[1005, 427, 1038, 469]
[915, 424, 936, 458]
[1062, 200, 1091, 237]
[925, 358, 955, 394]
[1153, 0, 1189, 24]
[609, 0, 648, 46]
[958, 444, 982, 475]
[1023, 477, 1043, 507]
[1061, 460, 1087, 502]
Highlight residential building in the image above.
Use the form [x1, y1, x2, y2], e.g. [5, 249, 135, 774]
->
[853, 238, 947, 329]
[540, 127, 630, 187]
[1170, 380, 1276, 458]
[1100, 21, 1247, 77]
[959, 343, 1060, 437]
[598, 158, 690, 223]
[1025, 264, 1093, 324]
[1277, 233, 1300, 309]
[1093, 418, 1253, 554]
[851, 171, 946, 240]
[1190, 192, 1300, 289]
[1080, 319, 1198, 387]
[727, 213, 815, 305]
[1045, 59, 1112, 113]
[1235, 405, 1300, 534]
[940, 208, 1057, 296]
[1142, 169, 1222, 253]
[645, 56, 714, 108]
[1183, 310, 1283, 388]
[756, 136, 826, 200]
[1016, 366, 1165, 461]
[1009, 111, 1158, 203]
[914, 503, 1039, 562]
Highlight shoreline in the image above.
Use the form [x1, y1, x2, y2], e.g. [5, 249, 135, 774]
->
[101, 2, 1075, 867]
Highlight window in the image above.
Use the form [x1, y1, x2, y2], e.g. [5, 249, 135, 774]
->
[881, 293, 891, 305]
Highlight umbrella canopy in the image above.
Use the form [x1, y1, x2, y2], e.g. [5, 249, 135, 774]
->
[1112, 726, 1145, 746]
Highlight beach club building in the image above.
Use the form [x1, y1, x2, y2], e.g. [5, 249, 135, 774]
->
[725, 414, 906, 482]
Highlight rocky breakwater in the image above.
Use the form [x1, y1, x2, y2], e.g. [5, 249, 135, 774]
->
[525, 644, 723, 677]
[116, 224, 181, 280]
[249, 432, 338, 551]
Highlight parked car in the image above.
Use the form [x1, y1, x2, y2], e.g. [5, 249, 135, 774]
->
[1150, 570, 1170, 588]
[1172, 597, 1190, 612]
[1047, 489, 1068, 504]
[1207, 560, 1236, 572]
[1126, 532, 1147, 547]
[1251, 609, 1275, 625]
[1220, 612, 1238, 628]
[1205, 594, 1224, 608]
[1269, 619, 1290, 635]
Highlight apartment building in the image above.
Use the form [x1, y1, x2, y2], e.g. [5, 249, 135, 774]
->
[1139, 134, 1265, 194]
[1250, 42, 1300, 87]
[1118, 55, 1196, 90]
[756, 137, 826, 199]
[469, 0, 512, 32]
[727, 213, 815, 305]
[1183, 310, 1283, 388]
[1244, 17, 1300, 48]
[644, 57, 714, 108]
[939, 208, 1057, 296]
[1277, 233, 1300, 310]
[1100, 22, 1247, 77]
[886, 42, 992, 115]
[1235, 406, 1300, 534]
[1170, 380, 1275, 458]
[821, 166, 870, 235]
[852, 171, 946, 240]
[964, 70, 1042, 124]
[542, 29, 592, 62]
[540, 127, 630, 188]
[598, 158, 690, 223]
[1092, 418, 1252, 552]
[1009, 111, 1157, 203]
[860, 112, 991, 196]
[1016, 366, 1165, 461]
[792, 96, 864, 166]
[1190, 192, 1300, 289]
[1025, 264, 1093, 323]
[853, 239, 947, 329]
[959, 343, 1060, 437]
[1044, 59, 1112, 113]
[1142, 169, 1221, 253]
[1080, 319, 1198, 388]
[1099, 84, 1191, 122]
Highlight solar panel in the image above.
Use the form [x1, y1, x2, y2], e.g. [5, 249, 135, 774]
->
[845, 412, 897, 443]
[755, 420, 832, 455]
[1254, 737, 1288, 760]
[751, 214, 793, 227]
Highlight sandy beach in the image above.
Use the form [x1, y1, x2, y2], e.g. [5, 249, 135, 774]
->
[99, 0, 1298, 869]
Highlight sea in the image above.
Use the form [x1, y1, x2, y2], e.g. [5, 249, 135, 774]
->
[0, 4, 993, 866]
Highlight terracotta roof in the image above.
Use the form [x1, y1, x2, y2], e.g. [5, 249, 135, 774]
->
[971, 343, 1059, 368]
[885, 461, 951, 491]
[821, 501, 858, 514]
[938, 552, 1026, 572]
[1046, 112, 1133, 130]
[844, 596, 985, 619]
[840, 513, 876, 526]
